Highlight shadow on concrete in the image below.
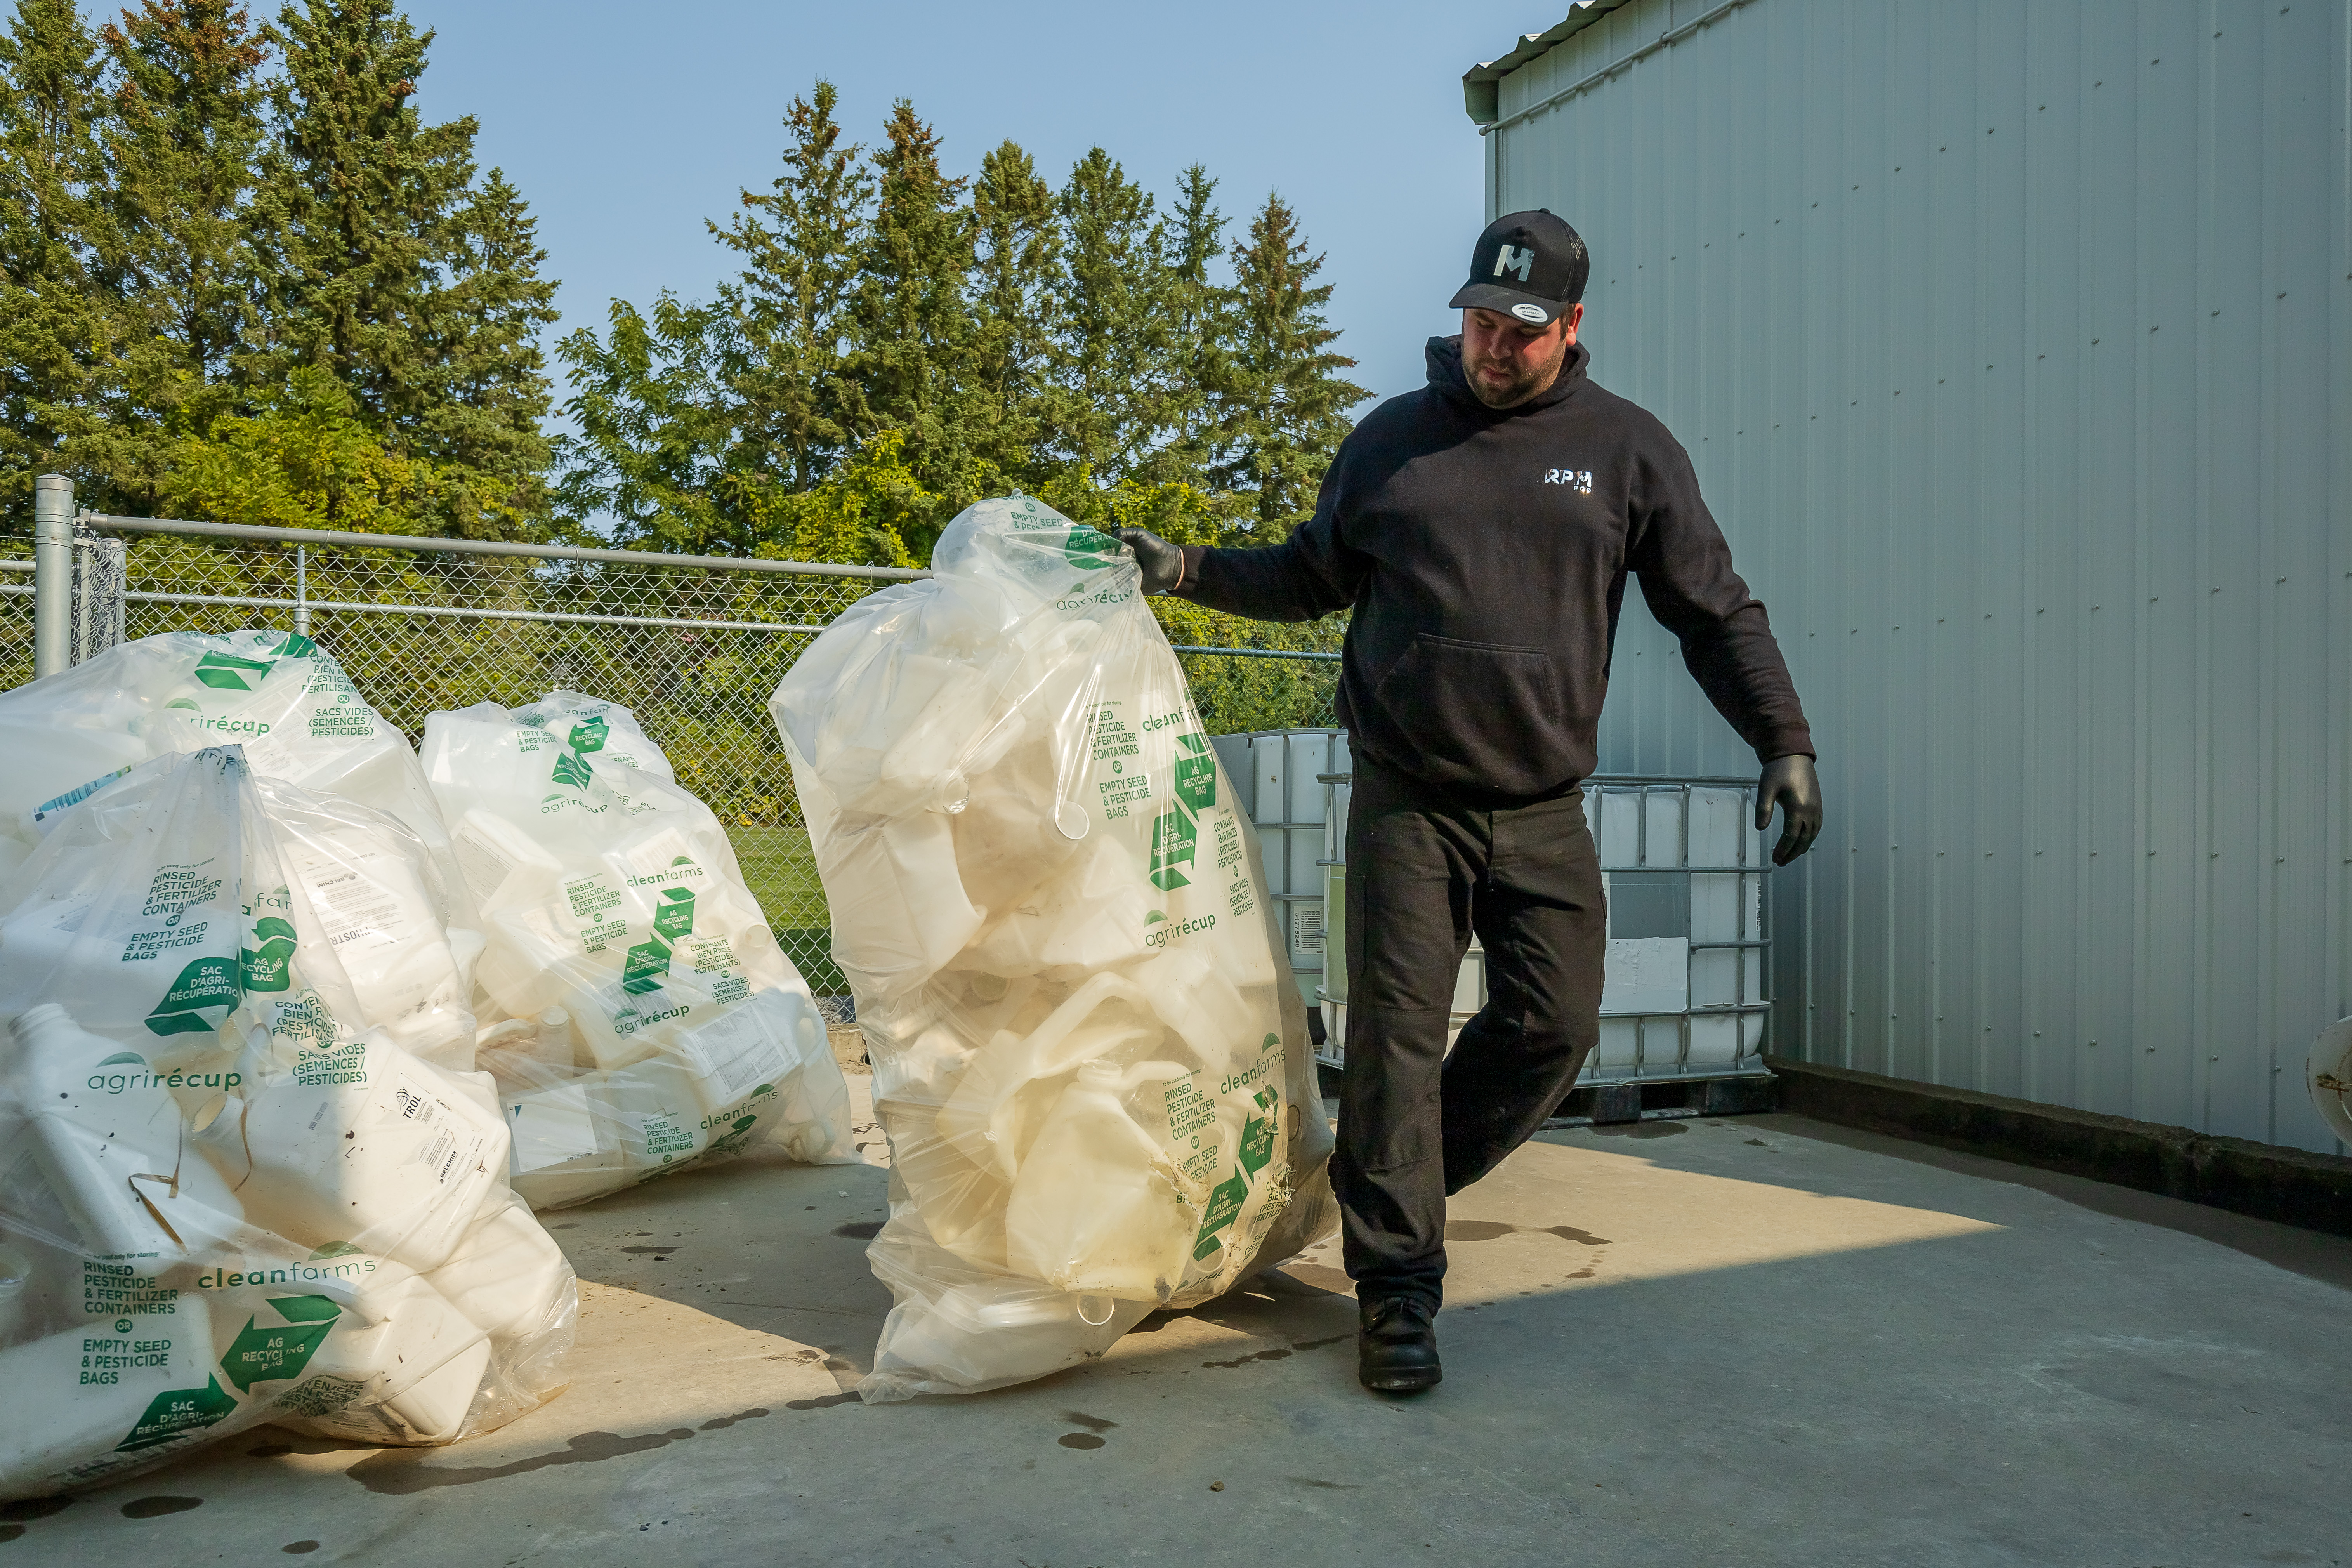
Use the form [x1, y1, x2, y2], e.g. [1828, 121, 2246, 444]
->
[1733, 1113, 2352, 1294]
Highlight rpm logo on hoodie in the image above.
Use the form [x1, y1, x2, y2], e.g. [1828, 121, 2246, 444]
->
[1544, 468, 1593, 493]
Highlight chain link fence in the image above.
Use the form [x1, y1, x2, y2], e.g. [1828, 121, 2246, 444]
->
[1, 497, 1340, 997]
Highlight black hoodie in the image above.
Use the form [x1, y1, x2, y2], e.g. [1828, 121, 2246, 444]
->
[1174, 336, 1814, 802]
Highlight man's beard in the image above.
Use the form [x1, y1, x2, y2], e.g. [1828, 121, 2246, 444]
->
[1465, 347, 1563, 408]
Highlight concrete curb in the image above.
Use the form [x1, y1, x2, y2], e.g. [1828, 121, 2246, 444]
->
[1764, 1053, 2352, 1241]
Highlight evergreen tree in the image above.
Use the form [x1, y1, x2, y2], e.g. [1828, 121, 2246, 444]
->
[1138, 162, 1226, 490]
[1214, 193, 1366, 529]
[77, 0, 271, 507]
[251, 0, 554, 535]
[248, 0, 471, 444]
[843, 99, 974, 497]
[1052, 147, 1163, 479]
[0, 0, 104, 508]
[711, 80, 868, 493]
[424, 166, 558, 533]
[96, 3, 268, 383]
[965, 138, 1059, 483]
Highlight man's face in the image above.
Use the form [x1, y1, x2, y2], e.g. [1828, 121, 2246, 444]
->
[1460, 304, 1581, 408]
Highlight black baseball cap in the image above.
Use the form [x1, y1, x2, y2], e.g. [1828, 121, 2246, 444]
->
[1449, 210, 1589, 326]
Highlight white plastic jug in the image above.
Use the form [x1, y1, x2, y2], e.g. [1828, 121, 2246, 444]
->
[246, 1259, 493, 1445]
[6, 1005, 248, 1259]
[1003, 1060, 1197, 1299]
[205, 1032, 507, 1272]
[263, 781, 472, 1061]
[422, 1194, 574, 1349]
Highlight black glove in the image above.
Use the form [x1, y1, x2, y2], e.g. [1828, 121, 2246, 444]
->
[1116, 528, 1184, 594]
[1756, 754, 1823, 866]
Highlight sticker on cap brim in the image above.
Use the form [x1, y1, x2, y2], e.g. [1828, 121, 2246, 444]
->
[1511, 302, 1548, 323]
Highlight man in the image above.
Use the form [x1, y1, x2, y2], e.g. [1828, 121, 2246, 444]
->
[1119, 210, 1823, 1395]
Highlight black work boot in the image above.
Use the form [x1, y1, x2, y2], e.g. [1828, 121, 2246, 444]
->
[1357, 1298, 1441, 1394]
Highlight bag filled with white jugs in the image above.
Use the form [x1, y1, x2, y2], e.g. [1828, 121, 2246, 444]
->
[420, 697, 854, 1210]
[0, 747, 575, 1500]
[771, 496, 1337, 1401]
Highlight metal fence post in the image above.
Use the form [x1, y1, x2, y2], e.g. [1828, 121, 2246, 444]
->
[293, 545, 309, 637]
[32, 474, 73, 678]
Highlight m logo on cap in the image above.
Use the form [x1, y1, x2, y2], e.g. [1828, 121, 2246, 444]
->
[1492, 244, 1534, 282]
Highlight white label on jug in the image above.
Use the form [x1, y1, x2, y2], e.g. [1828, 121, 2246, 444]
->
[677, 1005, 789, 1104]
[238, 728, 305, 779]
[384, 1073, 486, 1188]
[304, 863, 409, 955]
[450, 827, 514, 905]
[508, 1089, 600, 1170]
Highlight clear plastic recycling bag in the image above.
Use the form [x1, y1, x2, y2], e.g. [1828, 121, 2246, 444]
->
[0, 631, 476, 938]
[0, 748, 575, 1500]
[771, 496, 1338, 1401]
[420, 699, 853, 1210]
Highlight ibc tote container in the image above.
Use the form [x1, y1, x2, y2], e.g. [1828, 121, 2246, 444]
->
[1208, 729, 1344, 1025]
[1319, 767, 1773, 1084]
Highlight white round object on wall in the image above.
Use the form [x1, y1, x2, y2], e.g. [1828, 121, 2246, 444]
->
[2308, 1017, 2352, 1148]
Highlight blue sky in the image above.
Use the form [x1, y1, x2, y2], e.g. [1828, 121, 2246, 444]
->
[396, 1, 1549, 416]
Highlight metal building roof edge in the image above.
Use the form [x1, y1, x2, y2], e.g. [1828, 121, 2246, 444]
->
[1462, 1, 1632, 123]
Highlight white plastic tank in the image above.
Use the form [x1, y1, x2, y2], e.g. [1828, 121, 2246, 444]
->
[1207, 729, 1345, 1029]
[2309, 1018, 2352, 1148]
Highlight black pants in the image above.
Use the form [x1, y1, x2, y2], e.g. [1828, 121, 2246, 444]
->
[1334, 764, 1607, 1313]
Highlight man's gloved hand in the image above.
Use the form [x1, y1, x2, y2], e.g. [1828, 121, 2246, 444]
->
[1756, 754, 1823, 866]
[1116, 528, 1184, 594]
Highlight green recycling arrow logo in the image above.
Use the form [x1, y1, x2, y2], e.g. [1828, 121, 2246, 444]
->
[240, 916, 298, 993]
[144, 955, 240, 1037]
[220, 1295, 341, 1392]
[1191, 1169, 1250, 1261]
[114, 1375, 239, 1452]
[1147, 731, 1216, 893]
[622, 886, 695, 995]
[191, 650, 275, 691]
[1063, 525, 1123, 571]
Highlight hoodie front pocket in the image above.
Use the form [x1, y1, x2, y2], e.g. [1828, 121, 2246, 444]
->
[1371, 634, 1562, 791]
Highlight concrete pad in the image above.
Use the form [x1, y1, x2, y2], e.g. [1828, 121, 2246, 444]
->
[6, 1097, 2348, 1566]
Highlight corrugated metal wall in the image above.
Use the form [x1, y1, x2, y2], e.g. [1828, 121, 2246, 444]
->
[1482, 0, 2352, 1153]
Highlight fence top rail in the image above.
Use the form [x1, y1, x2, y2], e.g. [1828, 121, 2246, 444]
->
[77, 511, 933, 582]
[1169, 643, 1342, 663]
